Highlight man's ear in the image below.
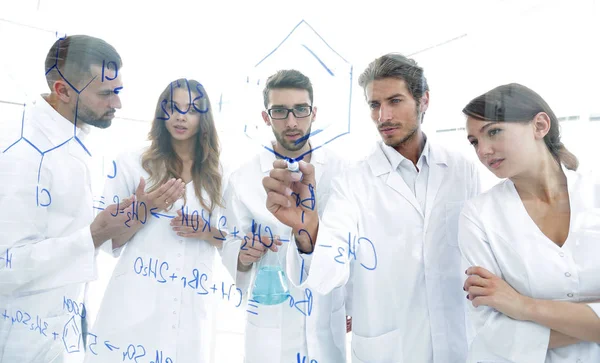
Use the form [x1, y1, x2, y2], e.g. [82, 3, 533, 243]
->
[262, 110, 271, 126]
[311, 106, 317, 123]
[419, 91, 430, 114]
[52, 79, 74, 103]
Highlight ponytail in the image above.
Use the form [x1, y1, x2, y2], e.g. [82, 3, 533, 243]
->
[556, 143, 579, 171]
[546, 139, 579, 171]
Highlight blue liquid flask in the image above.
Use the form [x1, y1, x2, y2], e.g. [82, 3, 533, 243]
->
[251, 249, 290, 305]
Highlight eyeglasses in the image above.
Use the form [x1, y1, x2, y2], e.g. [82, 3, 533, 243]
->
[267, 106, 313, 120]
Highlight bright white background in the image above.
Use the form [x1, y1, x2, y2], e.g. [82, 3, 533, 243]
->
[1, 0, 599, 361]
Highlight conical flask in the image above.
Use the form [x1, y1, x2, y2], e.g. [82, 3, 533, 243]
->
[251, 248, 290, 305]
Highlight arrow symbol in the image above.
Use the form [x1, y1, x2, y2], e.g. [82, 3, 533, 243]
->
[104, 341, 120, 351]
[150, 208, 175, 219]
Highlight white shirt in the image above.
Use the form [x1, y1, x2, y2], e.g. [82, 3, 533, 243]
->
[86, 149, 239, 363]
[0, 95, 96, 363]
[381, 140, 432, 358]
[459, 167, 600, 363]
[287, 139, 481, 363]
[381, 141, 430, 214]
[223, 146, 348, 363]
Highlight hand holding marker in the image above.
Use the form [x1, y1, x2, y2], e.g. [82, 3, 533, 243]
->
[287, 159, 300, 174]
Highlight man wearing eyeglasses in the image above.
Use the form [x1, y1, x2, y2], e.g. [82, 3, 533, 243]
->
[223, 69, 350, 363]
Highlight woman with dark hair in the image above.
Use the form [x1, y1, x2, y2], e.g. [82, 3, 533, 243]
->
[87, 79, 238, 363]
[458, 83, 600, 363]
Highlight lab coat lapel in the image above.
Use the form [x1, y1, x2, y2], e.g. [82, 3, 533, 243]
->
[424, 143, 448, 231]
[368, 144, 422, 215]
[69, 130, 92, 162]
[260, 148, 277, 175]
[312, 148, 325, 186]
[387, 171, 422, 215]
[564, 166, 586, 232]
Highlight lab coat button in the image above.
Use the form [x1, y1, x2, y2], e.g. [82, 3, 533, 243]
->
[565, 272, 571, 277]
[559, 251, 565, 257]
[173, 311, 177, 315]
[172, 325, 176, 329]
[576, 359, 582, 363]
[178, 253, 182, 257]
[567, 293, 574, 297]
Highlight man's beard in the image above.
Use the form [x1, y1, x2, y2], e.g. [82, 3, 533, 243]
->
[74, 102, 115, 129]
[382, 110, 422, 148]
[386, 126, 418, 148]
[273, 125, 311, 152]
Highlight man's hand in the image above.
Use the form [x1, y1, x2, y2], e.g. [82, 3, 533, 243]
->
[91, 195, 139, 247]
[93, 178, 186, 249]
[262, 160, 319, 253]
[237, 232, 283, 272]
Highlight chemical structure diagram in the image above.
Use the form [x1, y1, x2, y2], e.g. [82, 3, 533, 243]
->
[242, 19, 353, 163]
[2, 34, 122, 208]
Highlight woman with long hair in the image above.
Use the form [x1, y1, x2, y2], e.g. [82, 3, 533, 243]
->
[459, 83, 600, 363]
[86, 79, 237, 363]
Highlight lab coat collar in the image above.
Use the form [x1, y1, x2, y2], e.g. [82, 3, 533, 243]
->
[507, 164, 583, 230]
[369, 136, 444, 176]
[368, 142, 395, 177]
[32, 94, 91, 147]
[368, 138, 449, 221]
[427, 139, 448, 167]
[380, 137, 431, 172]
[259, 147, 277, 174]
[561, 165, 588, 231]
[423, 141, 449, 229]
[368, 141, 422, 215]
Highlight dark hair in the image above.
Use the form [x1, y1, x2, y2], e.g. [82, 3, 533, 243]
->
[462, 83, 578, 171]
[262, 69, 313, 109]
[141, 79, 223, 212]
[45, 35, 122, 89]
[358, 53, 429, 106]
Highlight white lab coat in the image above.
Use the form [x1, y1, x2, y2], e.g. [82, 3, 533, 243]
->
[85, 149, 239, 363]
[287, 140, 481, 363]
[223, 147, 348, 363]
[0, 95, 96, 363]
[459, 166, 600, 363]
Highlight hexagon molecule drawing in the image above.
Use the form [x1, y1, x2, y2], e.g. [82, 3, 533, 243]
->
[241, 20, 353, 160]
[62, 315, 82, 354]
